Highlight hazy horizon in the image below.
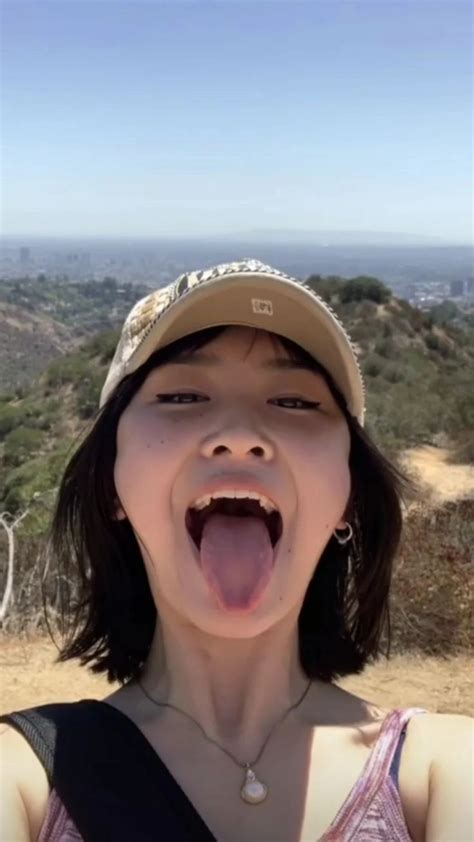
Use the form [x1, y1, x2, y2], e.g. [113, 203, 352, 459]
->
[1, 230, 472, 247]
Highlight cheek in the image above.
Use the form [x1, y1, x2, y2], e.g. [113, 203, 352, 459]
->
[116, 405, 177, 459]
[297, 427, 351, 514]
[113, 412, 174, 517]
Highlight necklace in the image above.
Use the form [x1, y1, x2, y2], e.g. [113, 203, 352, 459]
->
[136, 675, 312, 805]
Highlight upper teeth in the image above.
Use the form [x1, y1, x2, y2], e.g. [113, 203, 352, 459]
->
[191, 490, 277, 515]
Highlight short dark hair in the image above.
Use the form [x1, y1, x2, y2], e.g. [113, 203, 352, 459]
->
[49, 325, 415, 684]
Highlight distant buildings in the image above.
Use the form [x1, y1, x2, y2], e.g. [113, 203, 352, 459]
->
[450, 279, 464, 297]
[19, 247, 30, 265]
[0, 242, 471, 313]
[399, 277, 473, 311]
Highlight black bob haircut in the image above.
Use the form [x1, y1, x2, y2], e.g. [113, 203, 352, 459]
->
[50, 325, 415, 685]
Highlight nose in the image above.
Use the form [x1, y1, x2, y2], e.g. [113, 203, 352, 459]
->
[200, 419, 275, 462]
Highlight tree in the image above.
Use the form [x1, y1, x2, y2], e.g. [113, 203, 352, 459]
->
[0, 509, 29, 624]
[341, 276, 391, 304]
[0, 488, 58, 627]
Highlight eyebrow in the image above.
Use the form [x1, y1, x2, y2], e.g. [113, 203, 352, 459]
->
[162, 351, 321, 374]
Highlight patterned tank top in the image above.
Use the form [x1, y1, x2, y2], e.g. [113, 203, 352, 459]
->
[37, 706, 428, 841]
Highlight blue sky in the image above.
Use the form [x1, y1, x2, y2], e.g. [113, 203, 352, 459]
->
[1, 0, 472, 242]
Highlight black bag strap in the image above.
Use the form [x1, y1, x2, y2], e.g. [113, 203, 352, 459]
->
[1, 700, 216, 842]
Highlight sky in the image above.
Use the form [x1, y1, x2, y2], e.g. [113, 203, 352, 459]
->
[1, 0, 472, 243]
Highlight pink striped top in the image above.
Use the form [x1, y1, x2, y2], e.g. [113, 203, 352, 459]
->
[38, 706, 428, 841]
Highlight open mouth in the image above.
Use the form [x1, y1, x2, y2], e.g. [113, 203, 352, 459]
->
[185, 498, 283, 552]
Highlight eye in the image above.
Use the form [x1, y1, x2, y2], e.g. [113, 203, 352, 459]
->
[274, 397, 322, 410]
[155, 393, 321, 410]
[155, 393, 207, 404]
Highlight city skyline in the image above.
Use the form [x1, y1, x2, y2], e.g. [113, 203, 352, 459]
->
[2, 1, 472, 244]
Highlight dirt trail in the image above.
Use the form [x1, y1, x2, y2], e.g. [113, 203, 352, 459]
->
[400, 444, 474, 509]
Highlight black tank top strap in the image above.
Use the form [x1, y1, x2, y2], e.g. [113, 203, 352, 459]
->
[0, 700, 216, 842]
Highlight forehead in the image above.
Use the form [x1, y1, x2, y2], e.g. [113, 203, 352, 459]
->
[179, 325, 299, 361]
[162, 326, 330, 381]
[194, 325, 285, 353]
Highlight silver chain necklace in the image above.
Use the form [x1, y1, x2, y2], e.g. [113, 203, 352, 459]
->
[136, 676, 312, 805]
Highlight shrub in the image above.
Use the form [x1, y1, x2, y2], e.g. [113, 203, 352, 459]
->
[447, 431, 474, 466]
[75, 371, 105, 419]
[356, 299, 379, 319]
[0, 405, 25, 438]
[3, 426, 44, 467]
[347, 322, 375, 345]
[425, 332, 451, 357]
[374, 338, 396, 358]
[340, 276, 391, 304]
[383, 364, 404, 384]
[363, 354, 385, 378]
[84, 329, 120, 364]
[45, 354, 90, 388]
[2, 442, 74, 513]
[306, 274, 345, 303]
[366, 383, 457, 450]
[388, 499, 473, 655]
[430, 300, 459, 326]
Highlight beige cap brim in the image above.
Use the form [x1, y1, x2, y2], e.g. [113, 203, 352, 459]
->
[100, 268, 365, 425]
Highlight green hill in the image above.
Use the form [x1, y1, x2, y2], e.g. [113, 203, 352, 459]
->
[0, 275, 151, 392]
[1, 274, 473, 518]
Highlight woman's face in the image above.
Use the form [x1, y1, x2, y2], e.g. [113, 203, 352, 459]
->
[114, 326, 351, 637]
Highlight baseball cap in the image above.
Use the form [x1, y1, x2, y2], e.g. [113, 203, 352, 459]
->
[100, 258, 366, 425]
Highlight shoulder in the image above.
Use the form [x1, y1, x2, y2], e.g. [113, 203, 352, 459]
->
[0, 721, 50, 842]
[417, 710, 473, 763]
[400, 709, 472, 778]
[419, 712, 473, 842]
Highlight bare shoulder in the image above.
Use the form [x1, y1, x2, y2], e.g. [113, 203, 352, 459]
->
[0, 722, 50, 842]
[419, 709, 473, 765]
[418, 711, 473, 842]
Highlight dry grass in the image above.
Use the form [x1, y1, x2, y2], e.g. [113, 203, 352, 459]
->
[1, 634, 472, 717]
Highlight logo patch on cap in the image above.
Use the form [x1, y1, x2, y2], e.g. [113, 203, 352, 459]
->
[251, 298, 273, 316]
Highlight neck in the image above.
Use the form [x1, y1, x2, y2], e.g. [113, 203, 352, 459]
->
[136, 602, 314, 761]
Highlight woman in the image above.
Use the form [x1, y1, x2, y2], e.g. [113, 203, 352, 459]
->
[1, 258, 472, 841]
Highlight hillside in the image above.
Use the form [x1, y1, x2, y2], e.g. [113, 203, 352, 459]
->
[0, 300, 80, 392]
[0, 273, 473, 517]
[0, 276, 152, 393]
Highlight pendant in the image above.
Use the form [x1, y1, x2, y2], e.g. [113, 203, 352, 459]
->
[240, 767, 268, 804]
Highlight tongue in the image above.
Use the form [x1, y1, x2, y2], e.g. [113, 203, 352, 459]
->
[199, 513, 274, 611]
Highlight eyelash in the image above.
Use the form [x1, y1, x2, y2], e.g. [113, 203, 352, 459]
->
[154, 393, 322, 410]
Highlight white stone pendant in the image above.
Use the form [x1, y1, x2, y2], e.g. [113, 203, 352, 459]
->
[240, 767, 268, 804]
